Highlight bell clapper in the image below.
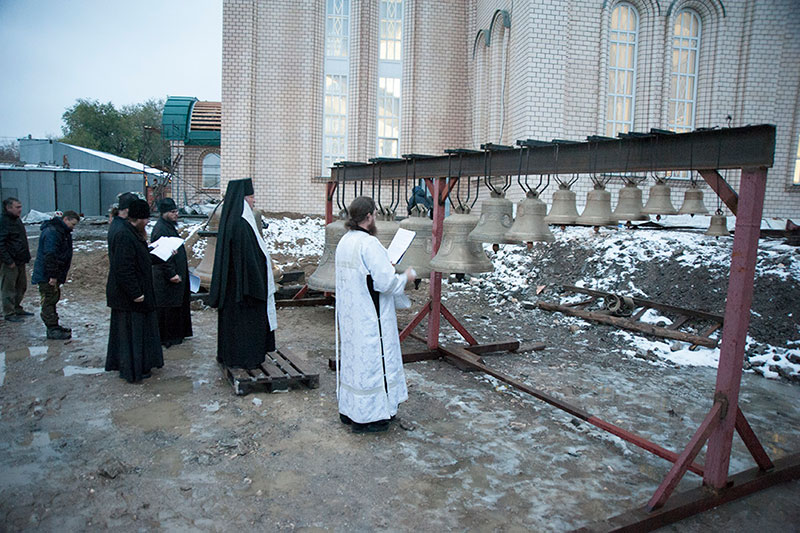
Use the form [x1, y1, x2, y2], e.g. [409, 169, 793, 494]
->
[560, 224, 566, 232]
[492, 243, 500, 252]
[593, 225, 600, 234]
[414, 278, 421, 290]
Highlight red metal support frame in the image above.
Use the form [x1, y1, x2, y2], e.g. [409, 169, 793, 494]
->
[704, 167, 768, 490]
[648, 402, 723, 510]
[427, 177, 445, 349]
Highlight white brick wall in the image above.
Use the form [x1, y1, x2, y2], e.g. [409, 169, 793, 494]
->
[222, 0, 800, 218]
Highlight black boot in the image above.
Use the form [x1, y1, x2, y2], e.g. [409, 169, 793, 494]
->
[47, 327, 71, 340]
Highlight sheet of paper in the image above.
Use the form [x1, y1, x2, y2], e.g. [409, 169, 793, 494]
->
[149, 236, 185, 261]
[386, 227, 415, 265]
[189, 273, 201, 293]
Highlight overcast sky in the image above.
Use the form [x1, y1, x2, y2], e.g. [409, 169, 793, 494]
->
[0, 0, 222, 143]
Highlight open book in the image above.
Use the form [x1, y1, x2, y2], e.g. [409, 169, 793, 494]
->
[386, 228, 415, 265]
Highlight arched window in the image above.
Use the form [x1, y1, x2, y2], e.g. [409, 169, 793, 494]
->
[322, 0, 350, 176]
[606, 3, 639, 137]
[668, 10, 701, 134]
[377, 0, 402, 157]
[202, 153, 220, 189]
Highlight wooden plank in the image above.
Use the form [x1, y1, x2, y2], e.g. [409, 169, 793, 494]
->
[667, 316, 690, 331]
[259, 360, 286, 379]
[271, 353, 302, 379]
[276, 348, 311, 376]
[538, 302, 718, 348]
[632, 306, 650, 320]
[465, 340, 521, 354]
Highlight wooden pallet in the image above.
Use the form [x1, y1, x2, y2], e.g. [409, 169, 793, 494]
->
[539, 285, 724, 349]
[221, 348, 319, 396]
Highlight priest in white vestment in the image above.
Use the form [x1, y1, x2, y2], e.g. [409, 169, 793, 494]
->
[335, 196, 416, 433]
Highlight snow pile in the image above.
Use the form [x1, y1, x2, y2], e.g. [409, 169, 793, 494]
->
[264, 216, 324, 258]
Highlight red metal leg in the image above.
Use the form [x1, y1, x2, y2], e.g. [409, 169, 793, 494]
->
[292, 284, 309, 300]
[399, 301, 431, 341]
[704, 167, 767, 490]
[440, 303, 478, 345]
[735, 407, 774, 471]
[427, 177, 445, 350]
[325, 181, 337, 224]
[648, 402, 723, 510]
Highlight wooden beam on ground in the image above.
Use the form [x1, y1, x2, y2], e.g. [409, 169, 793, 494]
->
[538, 302, 718, 348]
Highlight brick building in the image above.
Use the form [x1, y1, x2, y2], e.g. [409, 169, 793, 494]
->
[221, 0, 800, 218]
[162, 96, 222, 206]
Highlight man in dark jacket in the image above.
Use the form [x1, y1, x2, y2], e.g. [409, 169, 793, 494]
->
[151, 198, 192, 347]
[0, 197, 32, 322]
[31, 211, 80, 339]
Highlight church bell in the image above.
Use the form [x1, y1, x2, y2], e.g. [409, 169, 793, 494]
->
[642, 181, 678, 216]
[468, 191, 515, 247]
[544, 183, 579, 225]
[705, 213, 731, 237]
[307, 218, 348, 292]
[677, 184, 710, 216]
[430, 206, 494, 275]
[375, 208, 400, 249]
[396, 206, 433, 279]
[505, 190, 554, 243]
[576, 184, 617, 226]
[612, 182, 649, 222]
[194, 204, 223, 289]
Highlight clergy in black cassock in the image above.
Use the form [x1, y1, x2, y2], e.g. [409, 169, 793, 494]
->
[151, 197, 193, 348]
[208, 178, 277, 369]
[105, 199, 164, 383]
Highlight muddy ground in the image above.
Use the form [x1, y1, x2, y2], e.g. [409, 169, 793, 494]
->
[1, 219, 799, 532]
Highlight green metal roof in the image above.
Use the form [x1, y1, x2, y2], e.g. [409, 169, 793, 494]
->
[162, 96, 197, 141]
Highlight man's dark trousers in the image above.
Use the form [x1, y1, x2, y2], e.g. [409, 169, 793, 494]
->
[1, 262, 26, 318]
[38, 282, 60, 327]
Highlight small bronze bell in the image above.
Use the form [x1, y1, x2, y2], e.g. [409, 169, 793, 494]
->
[642, 180, 678, 216]
[430, 206, 494, 275]
[677, 184, 710, 216]
[468, 191, 515, 247]
[576, 184, 617, 226]
[705, 212, 731, 237]
[505, 190, 554, 243]
[307, 218, 348, 292]
[545, 183, 579, 225]
[612, 182, 649, 222]
[396, 206, 433, 279]
[194, 204, 223, 289]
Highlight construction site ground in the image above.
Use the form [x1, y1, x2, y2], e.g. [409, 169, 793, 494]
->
[1, 218, 798, 532]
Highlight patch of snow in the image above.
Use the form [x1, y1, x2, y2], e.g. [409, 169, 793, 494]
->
[62, 366, 105, 376]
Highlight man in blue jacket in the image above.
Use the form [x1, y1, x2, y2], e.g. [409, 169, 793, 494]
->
[31, 211, 80, 339]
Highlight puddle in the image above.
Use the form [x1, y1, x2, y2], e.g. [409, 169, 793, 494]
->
[164, 344, 194, 361]
[112, 400, 190, 435]
[148, 376, 193, 396]
[4, 345, 48, 362]
[153, 448, 184, 477]
[63, 366, 105, 376]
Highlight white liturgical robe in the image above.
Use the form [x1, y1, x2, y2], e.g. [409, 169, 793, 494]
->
[335, 229, 409, 424]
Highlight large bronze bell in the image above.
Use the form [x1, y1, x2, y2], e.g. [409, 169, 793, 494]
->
[307, 218, 347, 292]
[194, 204, 223, 289]
[576, 184, 617, 226]
[705, 213, 731, 237]
[468, 191, 514, 245]
[375, 208, 399, 249]
[396, 205, 433, 278]
[612, 182, 649, 222]
[545, 183, 579, 225]
[677, 184, 710, 215]
[642, 180, 678, 216]
[505, 190, 554, 243]
[430, 206, 494, 275]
